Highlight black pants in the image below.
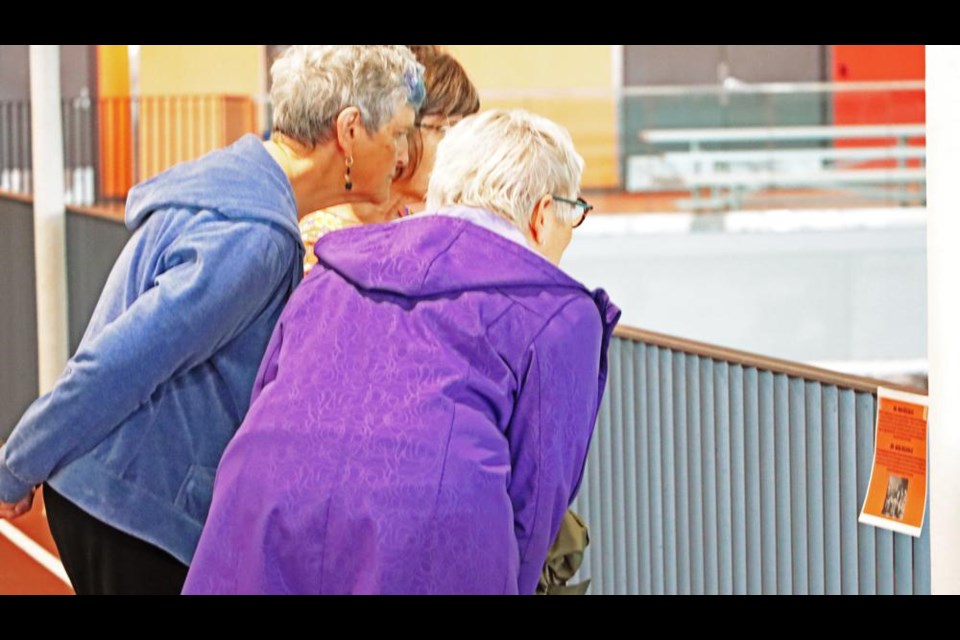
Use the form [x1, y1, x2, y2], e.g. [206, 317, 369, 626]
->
[44, 485, 189, 595]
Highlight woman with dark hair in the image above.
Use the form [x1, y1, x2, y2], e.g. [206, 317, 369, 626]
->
[300, 45, 481, 273]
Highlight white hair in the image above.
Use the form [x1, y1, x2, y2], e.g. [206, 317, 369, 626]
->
[425, 109, 585, 230]
[270, 45, 425, 146]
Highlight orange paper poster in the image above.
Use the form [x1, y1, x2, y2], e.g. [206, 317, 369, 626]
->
[858, 387, 928, 537]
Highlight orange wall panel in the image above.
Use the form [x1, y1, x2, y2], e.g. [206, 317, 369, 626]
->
[833, 45, 924, 82]
[832, 45, 925, 125]
[96, 46, 133, 198]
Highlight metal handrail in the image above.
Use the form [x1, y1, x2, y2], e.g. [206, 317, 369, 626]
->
[615, 324, 927, 396]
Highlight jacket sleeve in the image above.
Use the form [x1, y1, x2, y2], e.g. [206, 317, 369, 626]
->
[505, 295, 607, 595]
[249, 316, 285, 404]
[0, 219, 291, 503]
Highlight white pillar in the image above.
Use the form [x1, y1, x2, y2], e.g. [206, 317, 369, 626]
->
[29, 45, 69, 395]
[926, 45, 960, 594]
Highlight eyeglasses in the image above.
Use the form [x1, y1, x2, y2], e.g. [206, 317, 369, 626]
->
[418, 122, 452, 135]
[417, 116, 460, 136]
[552, 195, 594, 228]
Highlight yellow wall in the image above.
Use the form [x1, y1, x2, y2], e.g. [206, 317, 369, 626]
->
[97, 45, 130, 97]
[447, 46, 617, 188]
[128, 45, 619, 188]
[447, 46, 611, 89]
[140, 45, 263, 96]
[135, 46, 263, 181]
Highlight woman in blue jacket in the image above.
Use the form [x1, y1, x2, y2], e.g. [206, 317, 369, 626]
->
[0, 45, 425, 594]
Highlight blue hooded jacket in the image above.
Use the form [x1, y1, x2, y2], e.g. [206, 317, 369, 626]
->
[0, 134, 304, 564]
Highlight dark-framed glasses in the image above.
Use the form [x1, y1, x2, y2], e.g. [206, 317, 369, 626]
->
[418, 122, 451, 135]
[416, 113, 463, 137]
[552, 195, 594, 228]
[417, 116, 460, 136]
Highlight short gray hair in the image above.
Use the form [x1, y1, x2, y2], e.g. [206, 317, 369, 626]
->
[425, 109, 584, 229]
[270, 45, 425, 146]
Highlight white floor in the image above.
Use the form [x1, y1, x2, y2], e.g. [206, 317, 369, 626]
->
[562, 207, 927, 382]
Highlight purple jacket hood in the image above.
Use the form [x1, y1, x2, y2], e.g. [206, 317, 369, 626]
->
[314, 213, 609, 306]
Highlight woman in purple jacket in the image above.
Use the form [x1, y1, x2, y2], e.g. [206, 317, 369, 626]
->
[182, 109, 621, 595]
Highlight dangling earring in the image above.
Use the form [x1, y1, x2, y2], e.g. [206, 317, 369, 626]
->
[344, 156, 354, 191]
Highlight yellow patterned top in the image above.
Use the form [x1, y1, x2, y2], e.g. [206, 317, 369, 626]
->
[300, 210, 357, 274]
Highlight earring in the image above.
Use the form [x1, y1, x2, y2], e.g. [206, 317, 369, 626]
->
[344, 156, 354, 191]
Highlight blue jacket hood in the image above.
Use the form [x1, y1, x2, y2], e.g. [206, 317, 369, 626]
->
[124, 134, 301, 243]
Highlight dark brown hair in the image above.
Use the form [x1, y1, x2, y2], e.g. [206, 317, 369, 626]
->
[399, 46, 481, 180]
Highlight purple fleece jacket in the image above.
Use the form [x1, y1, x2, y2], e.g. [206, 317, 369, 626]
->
[183, 206, 620, 594]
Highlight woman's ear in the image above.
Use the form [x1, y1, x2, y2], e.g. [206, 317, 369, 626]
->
[335, 107, 361, 155]
[528, 195, 552, 246]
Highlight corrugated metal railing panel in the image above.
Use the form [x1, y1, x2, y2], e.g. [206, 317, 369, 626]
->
[660, 347, 678, 594]
[700, 357, 719, 594]
[838, 389, 859, 593]
[856, 393, 878, 594]
[774, 373, 792, 593]
[672, 351, 690, 594]
[647, 345, 665, 593]
[574, 335, 931, 594]
[743, 367, 763, 594]
[758, 369, 777, 593]
[729, 364, 747, 595]
[822, 385, 842, 594]
[621, 341, 640, 595]
[687, 354, 706, 593]
[789, 377, 808, 593]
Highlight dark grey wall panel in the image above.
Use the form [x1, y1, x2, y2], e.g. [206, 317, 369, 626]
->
[0, 201, 130, 442]
[60, 45, 94, 99]
[726, 45, 825, 83]
[622, 45, 831, 157]
[624, 45, 826, 87]
[624, 45, 723, 86]
[0, 45, 29, 102]
[1, 45, 95, 101]
[0, 195, 37, 440]
[65, 212, 130, 353]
